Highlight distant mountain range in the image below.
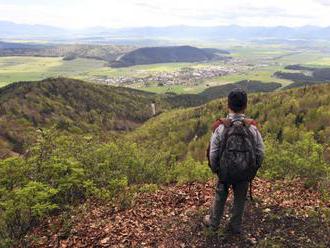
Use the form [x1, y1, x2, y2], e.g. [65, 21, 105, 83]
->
[0, 21, 67, 38]
[1, 21, 330, 41]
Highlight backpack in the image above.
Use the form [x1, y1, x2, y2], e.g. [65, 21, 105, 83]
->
[217, 118, 259, 184]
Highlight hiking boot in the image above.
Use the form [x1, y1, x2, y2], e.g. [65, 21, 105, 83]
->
[202, 215, 218, 231]
[225, 224, 242, 235]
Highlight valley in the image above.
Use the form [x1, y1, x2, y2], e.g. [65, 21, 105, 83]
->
[0, 77, 286, 158]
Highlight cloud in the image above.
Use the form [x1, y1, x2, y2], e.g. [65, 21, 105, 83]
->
[0, 0, 329, 28]
[317, 0, 330, 6]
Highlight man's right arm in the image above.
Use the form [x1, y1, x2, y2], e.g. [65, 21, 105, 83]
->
[209, 125, 225, 174]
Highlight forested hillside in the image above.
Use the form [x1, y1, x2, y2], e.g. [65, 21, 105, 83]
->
[0, 78, 190, 157]
[0, 78, 288, 158]
[199, 80, 281, 100]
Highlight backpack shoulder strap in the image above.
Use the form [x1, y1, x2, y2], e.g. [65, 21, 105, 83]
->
[211, 118, 232, 132]
[243, 118, 259, 128]
[242, 118, 257, 150]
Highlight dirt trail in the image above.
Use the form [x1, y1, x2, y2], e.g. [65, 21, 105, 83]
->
[24, 178, 330, 248]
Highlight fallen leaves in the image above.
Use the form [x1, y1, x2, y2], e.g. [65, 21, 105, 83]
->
[23, 178, 330, 248]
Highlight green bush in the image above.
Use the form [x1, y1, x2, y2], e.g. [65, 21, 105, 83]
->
[0, 157, 29, 190]
[261, 133, 329, 188]
[0, 182, 57, 242]
[172, 157, 212, 184]
[0, 130, 191, 244]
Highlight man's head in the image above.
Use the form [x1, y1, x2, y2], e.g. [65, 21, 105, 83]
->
[228, 88, 247, 113]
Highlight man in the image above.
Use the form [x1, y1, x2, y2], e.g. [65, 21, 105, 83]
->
[203, 88, 264, 234]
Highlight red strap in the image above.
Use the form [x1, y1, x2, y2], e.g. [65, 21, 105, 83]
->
[211, 119, 223, 132]
[244, 119, 260, 129]
[211, 118, 259, 133]
[211, 118, 230, 131]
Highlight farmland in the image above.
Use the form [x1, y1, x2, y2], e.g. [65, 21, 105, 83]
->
[0, 57, 105, 87]
[0, 44, 330, 93]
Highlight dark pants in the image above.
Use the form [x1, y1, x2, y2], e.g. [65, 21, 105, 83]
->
[209, 180, 249, 230]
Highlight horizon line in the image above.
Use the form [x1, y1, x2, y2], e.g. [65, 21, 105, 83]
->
[1, 20, 330, 30]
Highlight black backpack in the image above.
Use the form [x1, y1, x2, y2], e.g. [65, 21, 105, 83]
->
[218, 119, 259, 185]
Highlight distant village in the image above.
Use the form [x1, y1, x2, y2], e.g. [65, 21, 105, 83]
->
[92, 65, 239, 87]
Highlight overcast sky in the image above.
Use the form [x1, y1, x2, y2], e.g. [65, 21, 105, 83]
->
[1, 0, 330, 28]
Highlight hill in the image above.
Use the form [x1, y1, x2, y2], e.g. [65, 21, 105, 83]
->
[2, 21, 330, 41]
[128, 83, 330, 164]
[110, 46, 230, 67]
[274, 66, 330, 89]
[199, 80, 281, 100]
[0, 78, 181, 157]
[0, 77, 297, 158]
[0, 76, 323, 158]
[161, 80, 282, 108]
[0, 21, 66, 38]
[0, 42, 134, 62]
[98, 25, 330, 41]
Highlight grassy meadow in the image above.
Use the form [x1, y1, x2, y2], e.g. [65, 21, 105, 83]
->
[0, 56, 106, 87]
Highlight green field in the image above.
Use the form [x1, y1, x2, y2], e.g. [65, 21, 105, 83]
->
[306, 57, 330, 67]
[0, 56, 106, 87]
[141, 83, 210, 94]
[81, 61, 230, 79]
[206, 66, 293, 86]
[81, 62, 193, 78]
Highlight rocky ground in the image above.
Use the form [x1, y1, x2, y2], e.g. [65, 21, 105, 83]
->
[23, 178, 330, 248]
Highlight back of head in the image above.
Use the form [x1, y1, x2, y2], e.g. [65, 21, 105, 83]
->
[228, 88, 247, 113]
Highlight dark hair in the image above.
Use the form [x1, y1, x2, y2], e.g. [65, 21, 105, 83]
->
[228, 88, 247, 113]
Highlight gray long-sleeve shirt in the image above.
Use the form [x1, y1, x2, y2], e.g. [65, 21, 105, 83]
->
[209, 113, 265, 174]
